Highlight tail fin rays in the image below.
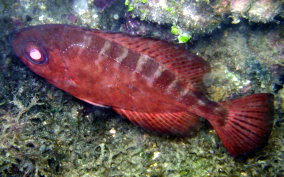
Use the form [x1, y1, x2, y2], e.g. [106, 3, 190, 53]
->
[209, 93, 274, 156]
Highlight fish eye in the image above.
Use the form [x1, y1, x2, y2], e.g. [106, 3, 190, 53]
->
[23, 42, 48, 64]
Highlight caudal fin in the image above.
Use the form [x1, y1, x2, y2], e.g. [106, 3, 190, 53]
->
[209, 93, 274, 156]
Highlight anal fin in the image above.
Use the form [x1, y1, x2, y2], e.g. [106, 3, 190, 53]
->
[114, 108, 201, 136]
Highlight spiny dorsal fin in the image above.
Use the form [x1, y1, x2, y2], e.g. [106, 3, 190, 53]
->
[97, 32, 210, 88]
[114, 108, 201, 136]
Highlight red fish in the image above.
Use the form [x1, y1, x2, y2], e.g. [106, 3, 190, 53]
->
[12, 24, 274, 156]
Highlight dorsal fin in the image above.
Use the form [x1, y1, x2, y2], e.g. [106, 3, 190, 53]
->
[114, 108, 201, 136]
[96, 32, 210, 88]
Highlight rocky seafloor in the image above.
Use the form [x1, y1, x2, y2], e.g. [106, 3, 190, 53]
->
[0, 0, 283, 176]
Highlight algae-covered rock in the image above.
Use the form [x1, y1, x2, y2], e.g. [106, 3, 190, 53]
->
[0, 0, 283, 176]
[125, 0, 283, 41]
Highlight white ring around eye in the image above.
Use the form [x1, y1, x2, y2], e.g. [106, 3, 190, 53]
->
[23, 42, 48, 64]
[29, 48, 42, 60]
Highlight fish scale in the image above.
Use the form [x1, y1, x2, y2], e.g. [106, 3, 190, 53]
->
[12, 24, 274, 157]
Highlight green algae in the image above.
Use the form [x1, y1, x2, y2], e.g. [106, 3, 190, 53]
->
[171, 25, 192, 43]
[125, 0, 282, 41]
[141, 0, 147, 4]
[171, 25, 180, 35]
[177, 33, 191, 43]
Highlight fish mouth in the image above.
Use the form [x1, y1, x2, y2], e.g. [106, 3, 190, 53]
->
[9, 25, 38, 50]
[9, 28, 21, 53]
[9, 26, 30, 58]
[10, 29, 26, 65]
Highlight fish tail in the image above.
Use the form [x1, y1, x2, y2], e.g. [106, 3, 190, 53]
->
[208, 93, 274, 156]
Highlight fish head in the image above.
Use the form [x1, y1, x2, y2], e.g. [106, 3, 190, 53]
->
[11, 24, 74, 86]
